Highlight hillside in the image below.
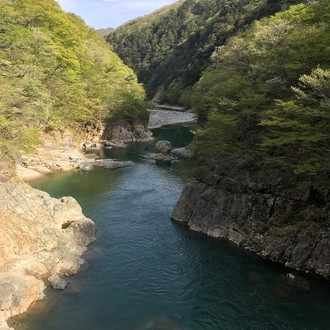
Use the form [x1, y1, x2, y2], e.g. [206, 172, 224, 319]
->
[0, 0, 145, 159]
[193, 0, 330, 176]
[172, 0, 330, 278]
[108, 0, 300, 104]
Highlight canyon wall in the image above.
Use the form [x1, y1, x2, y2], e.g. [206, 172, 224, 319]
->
[172, 172, 330, 279]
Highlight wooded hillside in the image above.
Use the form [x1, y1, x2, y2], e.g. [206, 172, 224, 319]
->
[109, 0, 299, 104]
[0, 0, 145, 157]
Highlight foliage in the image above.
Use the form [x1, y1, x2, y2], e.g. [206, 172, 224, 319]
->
[192, 0, 330, 175]
[109, 0, 299, 104]
[108, 91, 149, 124]
[0, 0, 145, 156]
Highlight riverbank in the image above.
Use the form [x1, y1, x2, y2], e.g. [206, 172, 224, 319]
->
[172, 170, 330, 280]
[0, 119, 154, 329]
[0, 178, 96, 330]
[16, 121, 154, 181]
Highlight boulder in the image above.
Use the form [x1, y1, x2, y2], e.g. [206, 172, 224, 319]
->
[155, 140, 172, 154]
[82, 142, 103, 154]
[48, 274, 68, 290]
[79, 159, 134, 171]
[145, 153, 176, 166]
[79, 162, 94, 171]
[171, 147, 193, 159]
[93, 159, 134, 169]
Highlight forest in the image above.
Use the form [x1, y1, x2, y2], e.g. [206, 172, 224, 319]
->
[192, 0, 330, 177]
[0, 0, 145, 158]
[108, 0, 300, 104]
[109, 0, 330, 179]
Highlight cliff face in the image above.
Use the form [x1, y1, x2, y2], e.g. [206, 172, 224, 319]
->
[0, 178, 96, 329]
[172, 172, 330, 279]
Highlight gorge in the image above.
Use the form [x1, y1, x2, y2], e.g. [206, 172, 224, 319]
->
[9, 137, 330, 330]
[0, 0, 330, 329]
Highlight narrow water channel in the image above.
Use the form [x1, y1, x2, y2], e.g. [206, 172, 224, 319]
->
[12, 128, 330, 330]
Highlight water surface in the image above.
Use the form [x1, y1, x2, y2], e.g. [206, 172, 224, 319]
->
[12, 140, 330, 330]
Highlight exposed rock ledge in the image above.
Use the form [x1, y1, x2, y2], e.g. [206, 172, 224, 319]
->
[0, 179, 96, 329]
[15, 131, 89, 181]
[16, 122, 153, 181]
[172, 175, 330, 279]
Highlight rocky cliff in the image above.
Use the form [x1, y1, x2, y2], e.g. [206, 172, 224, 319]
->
[0, 176, 96, 330]
[102, 120, 153, 147]
[172, 171, 330, 279]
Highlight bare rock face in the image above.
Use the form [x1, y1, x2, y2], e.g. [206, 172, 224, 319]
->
[103, 121, 154, 146]
[172, 174, 330, 279]
[16, 131, 88, 181]
[0, 179, 96, 329]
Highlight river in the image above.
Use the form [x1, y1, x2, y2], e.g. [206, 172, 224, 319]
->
[12, 127, 330, 330]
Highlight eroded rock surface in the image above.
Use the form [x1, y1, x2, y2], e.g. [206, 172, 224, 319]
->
[103, 121, 154, 146]
[173, 172, 330, 279]
[0, 179, 96, 329]
[16, 131, 88, 181]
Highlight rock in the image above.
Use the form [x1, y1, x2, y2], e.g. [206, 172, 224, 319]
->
[103, 121, 154, 145]
[0, 180, 96, 327]
[82, 142, 103, 154]
[172, 175, 330, 279]
[171, 147, 193, 159]
[79, 159, 134, 171]
[48, 275, 68, 290]
[94, 159, 134, 169]
[287, 273, 295, 280]
[79, 162, 94, 171]
[155, 140, 172, 154]
[104, 141, 127, 149]
[16, 131, 88, 181]
[145, 153, 176, 166]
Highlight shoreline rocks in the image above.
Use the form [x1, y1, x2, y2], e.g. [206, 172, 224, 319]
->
[103, 120, 154, 147]
[0, 179, 96, 329]
[147, 140, 193, 166]
[79, 159, 134, 171]
[172, 175, 330, 280]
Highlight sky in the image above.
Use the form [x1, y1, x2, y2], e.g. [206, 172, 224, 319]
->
[58, 0, 178, 29]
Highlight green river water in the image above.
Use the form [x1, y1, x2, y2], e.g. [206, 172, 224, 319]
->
[11, 127, 330, 330]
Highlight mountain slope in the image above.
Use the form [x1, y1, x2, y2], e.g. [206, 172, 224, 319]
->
[0, 0, 144, 157]
[172, 0, 330, 279]
[108, 0, 300, 104]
